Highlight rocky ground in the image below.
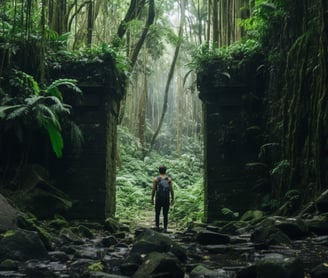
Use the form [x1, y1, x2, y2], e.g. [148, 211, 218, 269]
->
[1, 192, 328, 278]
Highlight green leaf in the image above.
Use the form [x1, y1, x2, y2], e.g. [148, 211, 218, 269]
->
[45, 122, 64, 158]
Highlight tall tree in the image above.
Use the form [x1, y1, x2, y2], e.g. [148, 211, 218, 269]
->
[148, 0, 186, 152]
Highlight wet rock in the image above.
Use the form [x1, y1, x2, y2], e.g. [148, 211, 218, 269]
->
[220, 221, 249, 234]
[256, 257, 304, 278]
[0, 259, 19, 271]
[251, 218, 291, 246]
[77, 224, 94, 239]
[16, 214, 54, 250]
[305, 215, 328, 235]
[190, 264, 219, 277]
[130, 229, 187, 262]
[48, 250, 70, 261]
[195, 230, 230, 245]
[60, 227, 84, 244]
[0, 229, 49, 261]
[104, 217, 120, 233]
[240, 210, 264, 223]
[133, 251, 184, 278]
[102, 235, 119, 247]
[274, 217, 309, 239]
[237, 265, 257, 278]
[89, 272, 129, 277]
[0, 194, 19, 232]
[310, 263, 328, 278]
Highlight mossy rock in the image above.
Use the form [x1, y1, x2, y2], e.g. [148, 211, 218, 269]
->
[0, 229, 49, 261]
[240, 210, 264, 223]
[104, 217, 120, 233]
[16, 214, 54, 250]
[0, 259, 19, 271]
[251, 218, 291, 245]
[220, 220, 249, 234]
[133, 251, 184, 278]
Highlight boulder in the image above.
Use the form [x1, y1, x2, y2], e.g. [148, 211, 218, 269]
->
[195, 230, 230, 245]
[240, 210, 264, 223]
[132, 252, 184, 278]
[190, 264, 219, 278]
[0, 193, 19, 232]
[274, 217, 309, 239]
[310, 263, 328, 278]
[0, 229, 49, 261]
[256, 257, 304, 278]
[130, 229, 187, 262]
[15, 164, 72, 219]
[305, 215, 328, 235]
[104, 217, 120, 233]
[251, 218, 291, 246]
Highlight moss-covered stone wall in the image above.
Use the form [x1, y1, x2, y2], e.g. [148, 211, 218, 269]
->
[50, 55, 125, 221]
[198, 56, 266, 222]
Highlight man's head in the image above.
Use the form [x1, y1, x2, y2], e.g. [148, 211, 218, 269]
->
[159, 165, 167, 174]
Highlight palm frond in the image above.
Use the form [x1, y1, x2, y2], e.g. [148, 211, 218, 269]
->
[46, 78, 82, 95]
[0, 105, 22, 118]
[6, 105, 29, 120]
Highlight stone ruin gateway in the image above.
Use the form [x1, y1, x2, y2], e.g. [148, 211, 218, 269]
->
[49, 52, 267, 223]
[197, 55, 267, 222]
[49, 55, 125, 221]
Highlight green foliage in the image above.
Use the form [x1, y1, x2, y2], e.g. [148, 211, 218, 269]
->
[0, 70, 82, 158]
[270, 160, 290, 176]
[87, 262, 103, 272]
[238, 0, 286, 49]
[190, 39, 261, 74]
[116, 125, 204, 228]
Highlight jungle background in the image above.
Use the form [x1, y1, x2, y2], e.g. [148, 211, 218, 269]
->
[0, 0, 327, 228]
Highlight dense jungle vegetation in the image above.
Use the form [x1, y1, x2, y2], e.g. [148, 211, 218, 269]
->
[0, 0, 327, 225]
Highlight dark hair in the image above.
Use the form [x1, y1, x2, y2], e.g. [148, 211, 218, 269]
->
[159, 165, 167, 174]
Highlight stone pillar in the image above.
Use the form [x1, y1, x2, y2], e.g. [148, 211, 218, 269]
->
[198, 59, 265, 222]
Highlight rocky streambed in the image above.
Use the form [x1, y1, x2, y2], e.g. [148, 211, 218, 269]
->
[0, 215, 328, 278]
[1, 191, 328, 278]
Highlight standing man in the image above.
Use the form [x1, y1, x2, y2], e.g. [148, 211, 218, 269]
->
[151, 165, 174, 232]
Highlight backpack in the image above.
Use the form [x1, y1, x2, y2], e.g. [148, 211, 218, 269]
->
[156, 176, 170, 203]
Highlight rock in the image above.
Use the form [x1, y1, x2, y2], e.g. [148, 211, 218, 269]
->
[305, 215, 328, 235]
[274, 218, 309, 239]
[190, 264, 218, 277]
[16, 214, 54, 249]
[256, 257, 304, 278]
[240, 210, 264, 223]
[104, 217, 120, 233]
[220, 221, 249, 234]
[0, 259, 19, 271]
[102, 235, 119, 247]
[15, 165, 72, 219]
[195, 230, 230, 245]
[0, 194, 19, 232]
[316, 189, 328, 213]
[130, 229, 187, 262]
[132, 251, 184, 278]
[89, 272, 129, 277]
[251, 218, 290, 246]
[60, 227, 84, 244]
[310, 263, 328, 278]
[237, 265, 257, 278]
[0, 229, 49, 261]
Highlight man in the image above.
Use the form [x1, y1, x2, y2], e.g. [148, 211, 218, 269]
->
[151, 165, 174, 232]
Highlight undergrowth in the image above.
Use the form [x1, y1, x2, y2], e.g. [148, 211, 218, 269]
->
[116, 125, 204, 229]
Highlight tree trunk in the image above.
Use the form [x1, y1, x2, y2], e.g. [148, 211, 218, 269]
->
[148, 0, 186, 152]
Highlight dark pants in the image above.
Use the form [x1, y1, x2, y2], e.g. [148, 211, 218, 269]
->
[155, 200, 169, 229]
